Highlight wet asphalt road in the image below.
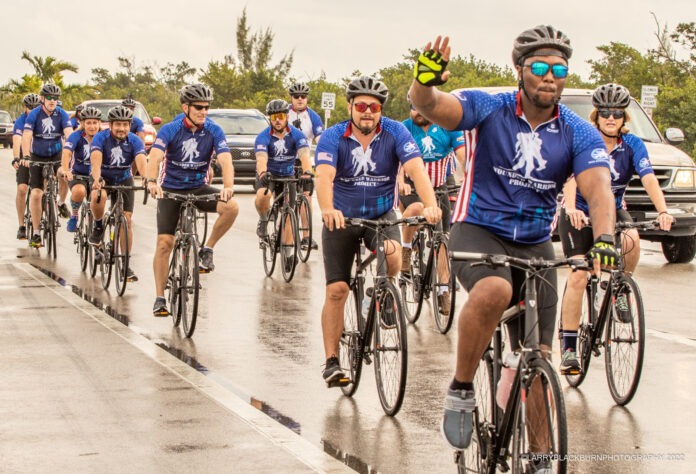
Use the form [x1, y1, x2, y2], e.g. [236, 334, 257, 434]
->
[1, 148, 695, 473]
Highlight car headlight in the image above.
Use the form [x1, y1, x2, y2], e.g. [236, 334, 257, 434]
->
[673, 169, 695, 189]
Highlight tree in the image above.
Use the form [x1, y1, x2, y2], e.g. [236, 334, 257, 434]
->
[20, 51, 78, 83]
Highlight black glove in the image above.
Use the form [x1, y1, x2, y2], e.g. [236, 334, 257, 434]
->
[300, 171, 314, 193]
[414, 49, 449, 86]
[258, 171, 270, 188]
[586, 236, 619, 267]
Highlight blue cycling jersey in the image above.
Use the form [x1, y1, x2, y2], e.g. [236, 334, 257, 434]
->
[69, 117, 80, 130]
[451, 90, 610, 244]
[13, 113, 26, 136]
[402, 119, 464, 163]
[24, 106, 72, 157]
[130, 116, 145, 134]
[64, 130, 92, 176]
[315, 117, 421, 219]
[575, 132, 653, 213]
[152, 116, 230, 190]
[91, 129, 145, 183]
[255, 126, 309, 176]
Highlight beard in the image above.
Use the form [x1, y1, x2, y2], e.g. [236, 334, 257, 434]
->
[413, 114, 430, 127]
[272, 123, 286, 133]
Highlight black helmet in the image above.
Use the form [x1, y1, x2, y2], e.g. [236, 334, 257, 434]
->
[288, 83, 310, 95]
[512, 25, 573, 65]
[107, 105, 133, 122]
[179, 83, 214, 104]
[40, 83, 61, 97]
[592, 83, 631, 109]
[22, 93, 41, 109]
[346, 75, 389, 104]
[266, 99, 290, 115]
[80, 106, 103, 120]
[121, 97, 137, 108]
[75, 104, 84, 114]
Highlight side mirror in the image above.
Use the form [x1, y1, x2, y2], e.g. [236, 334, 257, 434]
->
[152, 117, 162, 125]
[664, 127, 684, 144]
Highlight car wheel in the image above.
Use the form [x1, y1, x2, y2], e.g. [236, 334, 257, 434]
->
[661, 235, 696, 263]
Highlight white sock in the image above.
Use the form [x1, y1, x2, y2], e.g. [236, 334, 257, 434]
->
[402, 242, 412, 249]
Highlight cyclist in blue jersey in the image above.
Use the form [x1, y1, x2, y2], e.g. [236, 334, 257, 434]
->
[146, 84, 239, 317]
[316, 76, 441, 385]
[254, 99, 313, 252]
[89, 106, 147, 281]
[121, 97, 146, 143]
[410, 27, 619, 454]
[288, 82, 324, 250]
[558, 83, 673, 374]
[21, 83, 74, 248]
[69, 104, 84, 130]
[12, 93, 41, 240]
[61, 107, 102, 233]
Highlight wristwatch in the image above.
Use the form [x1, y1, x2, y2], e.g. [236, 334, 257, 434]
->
[594, 234, 614, 245]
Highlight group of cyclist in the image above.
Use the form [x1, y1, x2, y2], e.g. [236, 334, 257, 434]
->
[11, 22, 674, 470]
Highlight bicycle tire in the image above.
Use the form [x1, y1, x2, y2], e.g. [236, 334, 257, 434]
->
[373, 279, 408, 416]
[340, 277, 365, 397]
[565, 282, 593, 387]
[41, 195, 51, 253]
[194, 210, 208, 248]
[280, 209, 298, 282]
[167, 242, 181, 327]
[401, 235, 424, 323]
[262, 208, 278, 277]
[511, 357, 567, 474]
[100, 217, 114, 290]
[24, 192, 33, 241]
[48, 198, 57, 259]
[180, 236, 200, 338]
[605, 275, 645, 406]
[113, 216, 130, 296]
[433, 239, 456, 334]
[297, 195, 312, 262]
[78, 206, 89, 272]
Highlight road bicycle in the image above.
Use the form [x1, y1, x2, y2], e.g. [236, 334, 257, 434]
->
[450, 251, 590, 473]
[30, 161, 60, 258]
[163, 191, 221, 338]
[294, 166, 314, 263]
[561, 220, 656, 406]
[337, 216, 421, 416]
[71, 176, 94, 274]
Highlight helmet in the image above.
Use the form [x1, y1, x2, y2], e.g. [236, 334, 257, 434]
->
[592, 83, 631, 109]
[288, 82, 310, 95]
[40, 83, 62, 97]
[346, 75, 389, 104]
[266, 99, 290, 115]
[512, 25, 573, 65]
[121, 97, 137, 108]
[80, 106, 103, 121]
[22, 93, 41, 109]
[75, 104, 84, 114]
[107, 105, 133, 122]
[179, 83, 214, 104]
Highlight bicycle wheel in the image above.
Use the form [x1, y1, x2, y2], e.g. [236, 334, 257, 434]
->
[78, 207, 89, 272]
[401, 235, 424, 323]
[100, 217, 114, 290]
[565, 282, 593, 387]
[339, 277, 365, 397]
[48, 198, 58, 259]
[373, 279, 408, 416]
[432, 238, 456, 334]
[297, 195, 313, 262]
[280, 209, 298, 282]
[458, 350, 496, 474]
[24, 192, 33, 240]
[605, 275, 645, 406]
[112, 216, 130, 296]
[194, 210, 208, 247]
[261, 208, 278, 277]
[511, 357, 567, 474]
[166, 245, 182, 327]
[180, 236, 200, 338]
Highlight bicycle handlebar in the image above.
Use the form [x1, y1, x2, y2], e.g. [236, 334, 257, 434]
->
[344, 216, 427, 228]
[160, 191, 222, 203]
[448, 251, 592, 272]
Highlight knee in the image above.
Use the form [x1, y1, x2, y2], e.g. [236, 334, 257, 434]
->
[156, 237, 174, 255]
[566, 270, 588, 291]
[469, 278, 513, 313]
[221, 198, 239, 217]
[326, 282, 349, 301]
[404, 202, 424, 217]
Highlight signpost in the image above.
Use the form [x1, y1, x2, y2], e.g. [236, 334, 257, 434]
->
[641, 85, 658, 118]
[321, 92, 336, 129]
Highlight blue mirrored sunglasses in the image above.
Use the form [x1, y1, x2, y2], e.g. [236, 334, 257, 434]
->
[525, 62, 569, 79]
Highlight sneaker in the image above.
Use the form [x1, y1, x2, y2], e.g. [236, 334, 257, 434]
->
[322, 356, 347, 387]
[58, 203, 70, 219]
[17, 226, 27, 240]
[438, 292, 452, 315]
[441, 388, 476, 449]
[125, 268, 138, 282]
[29, 234, 42, 248]
[401, 247, 412, 275]
[152, 297, 169, 317]
[300, 237, 319, 250]
[380, 292, 397, 329]
[559, 349, 581, 375]
[614, 293, 632, 323]
[66, 216, 78, 233]
[199, 247, 214, 273]
[256, 219, 268, 239]
[89, 225, 105, 245]
[310, 238, 319, 250]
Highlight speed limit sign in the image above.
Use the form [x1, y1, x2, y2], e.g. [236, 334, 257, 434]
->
[321, 92, 336, 110]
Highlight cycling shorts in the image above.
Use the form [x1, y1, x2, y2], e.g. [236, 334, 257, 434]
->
[68, 173, 92, 195]
[255, 174, 297, 210]
[157, 184, 219, 235]
[559, 208, 632, 257]
[97, 177, 135, 214]
[399, 178, 451, 233]
[16, 163, 30, 185]
[29, 153, 61, 190]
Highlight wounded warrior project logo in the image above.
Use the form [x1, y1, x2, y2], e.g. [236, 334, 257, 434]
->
[493, 131, 556, 192]
[41, 117, 56, 136]
[110, 146, 125, 166]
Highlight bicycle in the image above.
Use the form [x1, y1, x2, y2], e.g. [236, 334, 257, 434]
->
[23, 185, 32, 243]
[163, 191, 221, 338]
[561, 220, 655, 406]
[94, 183, 144, 296]
[259, 175, 301, 282]
[30, 161, 60, 258]
[449, 251, 590, 473]
[71, 176, 94, 273]
[337, 216, 419, 416]
[294, 165, 314, 263]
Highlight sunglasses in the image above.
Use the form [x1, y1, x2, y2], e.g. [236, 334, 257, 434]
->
[524, 61, 569, 79]
[44, 95, 60, 101]
[292, 94, 307, 99]
[270, 113, 287, 121]
[353, 102, 382, 113]
[598, 109, 626, 119]
[189, 104, 210, 111]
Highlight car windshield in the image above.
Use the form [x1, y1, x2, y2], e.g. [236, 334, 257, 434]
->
[208, 113, 268, 135]
[0, 111, 12, 122]
[560, 96, 663, 143]
[84, 103, 151, 124]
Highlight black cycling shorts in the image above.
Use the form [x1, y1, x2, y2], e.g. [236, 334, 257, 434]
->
[68, 174, 92, 195]
[255, 174, 297, 210]
[559, 208, 632, 257]
[98, 177, 136, 213]
[449, 222, 557, 349]
[399, 178, 451, 233]
[157, 184, 220, 235]
[28, 153, 61, 190]
[322, 210, 401, 285]
[16, 163, 30, 185]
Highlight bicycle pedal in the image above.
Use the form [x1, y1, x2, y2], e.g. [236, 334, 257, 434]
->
[198, 268, 211, 274]
[326, 377, 351, 388]
[363, 354, 372, 365]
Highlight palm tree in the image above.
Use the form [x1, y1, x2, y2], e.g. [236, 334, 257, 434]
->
[20, 51, 78, 82]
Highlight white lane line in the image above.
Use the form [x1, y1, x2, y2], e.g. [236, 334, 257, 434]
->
[647, 328, 696, 349]
[15, 263, 350, 474]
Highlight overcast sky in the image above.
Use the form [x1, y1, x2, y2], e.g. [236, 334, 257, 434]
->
[4, 0, 693, 89]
